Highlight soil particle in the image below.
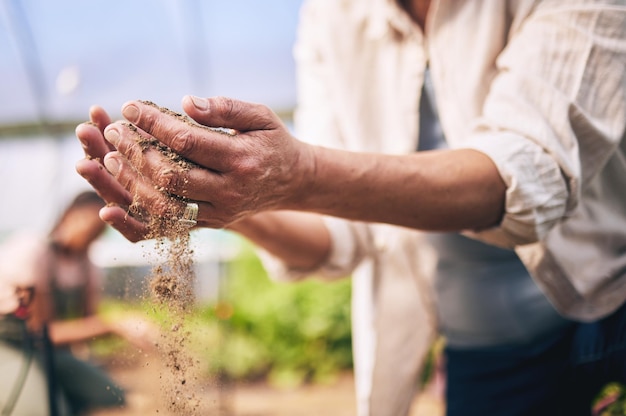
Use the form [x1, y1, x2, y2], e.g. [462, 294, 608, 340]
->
[139, 100, 238, 136]
[124, 100, 240, 415]
[125, 104, 205, 414]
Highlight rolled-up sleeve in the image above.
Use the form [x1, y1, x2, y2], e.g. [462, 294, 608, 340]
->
[258, 216, 372, 282]
[463, 2, 626, 247]
[465, 133, 569, 247]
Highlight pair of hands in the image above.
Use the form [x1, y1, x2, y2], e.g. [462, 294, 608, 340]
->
[76, 96, 313, 242]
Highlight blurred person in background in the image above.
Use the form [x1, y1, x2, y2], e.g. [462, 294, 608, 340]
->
[0, 234, 52, 415]
[0, 191, 157, 415]
[76, 0, 626, 415]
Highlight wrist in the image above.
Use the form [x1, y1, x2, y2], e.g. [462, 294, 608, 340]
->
[283, 141, 320, 211]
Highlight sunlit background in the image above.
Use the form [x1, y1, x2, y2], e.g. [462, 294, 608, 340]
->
[0, 0, 304, 290]
[1, 3, 364, 415]
[0, 5, 312, 355]
[0, 0, 302, 235]
[0, 3, 438, 414]
[1, 3, 619, 414]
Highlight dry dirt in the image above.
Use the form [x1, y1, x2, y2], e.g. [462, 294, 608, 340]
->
[103, 106, 445, 416]
[122, 109, 206, 414]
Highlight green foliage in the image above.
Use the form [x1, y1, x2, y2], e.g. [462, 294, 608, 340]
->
[595, 383, 626, 415]
[209, 247, 353, 386]
[98, 245, 353, 387]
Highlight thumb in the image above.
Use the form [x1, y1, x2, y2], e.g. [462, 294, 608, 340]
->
[182, 95, 281, 133]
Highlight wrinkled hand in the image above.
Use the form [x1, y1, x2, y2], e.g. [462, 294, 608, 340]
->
[76, 106, 149, 241]
[94, 96, 314, 239]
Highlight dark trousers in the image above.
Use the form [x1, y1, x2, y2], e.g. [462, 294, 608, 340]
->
[445, 301, 626, 416]
[53, 349, 125, 415]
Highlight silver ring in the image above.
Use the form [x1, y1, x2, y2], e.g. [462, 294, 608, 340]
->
[178, 202, 198, 228]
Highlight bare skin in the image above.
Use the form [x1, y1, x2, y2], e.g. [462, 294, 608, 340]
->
[76, 95, 505, 270]
[76, 0, 504, 271]
[399, 0, 431, 30]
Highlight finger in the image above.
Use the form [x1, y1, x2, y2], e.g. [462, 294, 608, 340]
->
[103, 121, 155, 172]
[119, 100, 250, 171]
[75, 158, 133, 206]
[103, 152, 225, 230]
[102, 122, 234, 223]
[99, 205, 149, 243]
[182, 95, 282, 132]
[194, 202, 234, 229]
[115, 132, 226, 202]
[102, 121, 206, 198]
[103, 152, 193, 225]
[89, 105, 112, 132]
[76, 122, 115, 161]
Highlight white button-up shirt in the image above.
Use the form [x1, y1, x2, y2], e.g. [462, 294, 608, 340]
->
[260, 0, 626, 414]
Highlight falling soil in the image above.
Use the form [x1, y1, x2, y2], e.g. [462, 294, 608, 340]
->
[147, 230, 199, 414]
[124, 101, 211, 414]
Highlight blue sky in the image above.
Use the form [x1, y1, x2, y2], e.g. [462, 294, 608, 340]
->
[0, 0, 304, 236]
[0, 0, 303, 124]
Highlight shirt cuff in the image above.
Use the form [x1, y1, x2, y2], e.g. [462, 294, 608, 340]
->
[256, 216, 359, 282]
[462, 132, 570, 247]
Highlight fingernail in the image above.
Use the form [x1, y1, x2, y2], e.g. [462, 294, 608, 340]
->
[104, 127, 120, 145]
[104, 155, 120, 174]
[123, 104, 140, 122]
[190, 95, 208, 110]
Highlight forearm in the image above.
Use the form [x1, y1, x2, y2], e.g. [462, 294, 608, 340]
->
[291, 146, 506, 232]
[228, 211, 331, 271]
[48, 315, 113, 346]
[88, 98, 506, 240]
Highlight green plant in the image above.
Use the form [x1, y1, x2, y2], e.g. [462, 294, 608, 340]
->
[96, 243, 353, 387]
[595, 383, 626, 415]
[209, 245, 353, 387]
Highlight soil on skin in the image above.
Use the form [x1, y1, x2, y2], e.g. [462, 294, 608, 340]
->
[103, 103, 445, 415]
[122, 100, 240, 415]
[123, 109, 204, 414]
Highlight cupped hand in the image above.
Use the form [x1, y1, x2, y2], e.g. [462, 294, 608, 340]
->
[75, 105, 149, 242]
[101, 97, 315, 230]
